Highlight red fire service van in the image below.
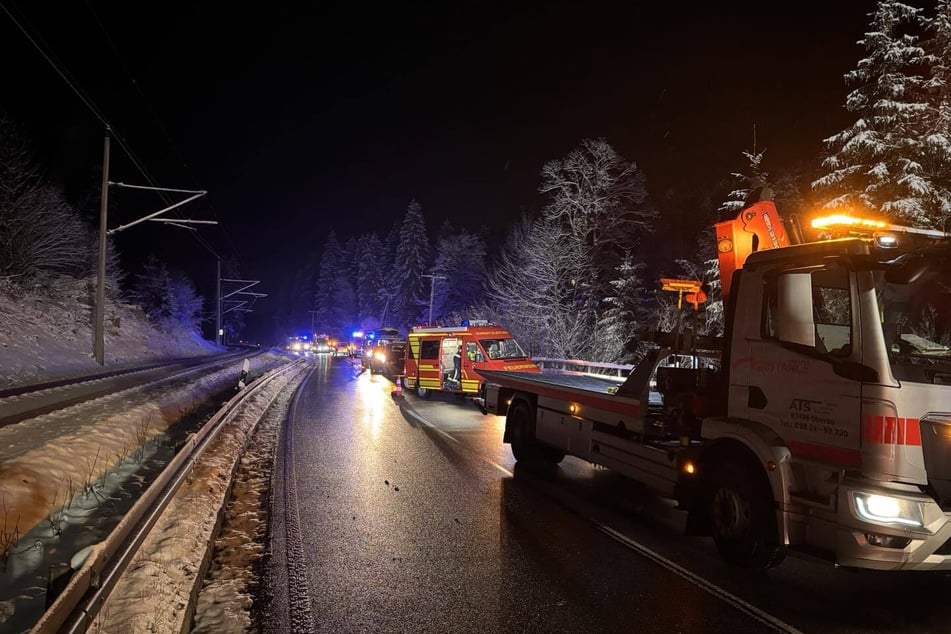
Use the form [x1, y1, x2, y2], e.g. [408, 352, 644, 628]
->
[402, 320, 540, 398]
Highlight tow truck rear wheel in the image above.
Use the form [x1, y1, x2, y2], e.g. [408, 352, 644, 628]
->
[509, 402, 564, 464]
[708, 460, 785, 569]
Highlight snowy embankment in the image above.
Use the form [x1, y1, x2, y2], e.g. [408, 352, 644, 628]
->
[0, 276, 219, 389]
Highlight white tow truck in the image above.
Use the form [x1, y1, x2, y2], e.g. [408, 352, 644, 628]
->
[480, 199, 951, 570]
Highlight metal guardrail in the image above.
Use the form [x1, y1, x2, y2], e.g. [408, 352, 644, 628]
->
[533, 357, 634, 378]
[30, 358, 306, 634]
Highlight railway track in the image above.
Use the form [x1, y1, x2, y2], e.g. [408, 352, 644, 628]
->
[0, 350, 255, 429]
[0, 351, 303, 633]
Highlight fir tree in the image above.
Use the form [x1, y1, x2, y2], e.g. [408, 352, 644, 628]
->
[165, 272, 204, 333]
[313, 231, 343, 333]
[921, 0, 951, 226]
[595, 252, 649, 363]
[430, 226, 487, 324]
[130, 255, 170, 323]
[813, 2, 934, 226]
[718, 148, 768, 220]
[330, 237, 358, 334]
[355, 232, 385, 329]
[391, 200, 430, 329]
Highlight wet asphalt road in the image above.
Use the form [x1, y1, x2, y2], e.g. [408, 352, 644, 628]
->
[272, 356, 951, 634]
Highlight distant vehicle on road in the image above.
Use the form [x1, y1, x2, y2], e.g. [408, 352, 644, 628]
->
[334, 341, 353, 357]
[313, 336, 333, 354]
[365, 338, 406, 377]
[361, 327, 405, 377]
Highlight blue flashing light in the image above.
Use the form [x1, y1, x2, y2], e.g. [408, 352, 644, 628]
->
[352, 330, 364, 338]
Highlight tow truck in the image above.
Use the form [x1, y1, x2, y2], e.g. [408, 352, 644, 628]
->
[480, 198, 951, 570]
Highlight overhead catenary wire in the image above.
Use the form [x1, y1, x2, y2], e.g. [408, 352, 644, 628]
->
[2, 2, 153, 201]
[0, 0, 223, 256]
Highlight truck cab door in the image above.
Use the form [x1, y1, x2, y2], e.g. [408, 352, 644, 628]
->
[731, 267, 863, 467]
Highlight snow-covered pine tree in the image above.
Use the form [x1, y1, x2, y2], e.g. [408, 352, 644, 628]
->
[812, 2, 935, 227]
[329, 237, 358, 333]
[595, 252, 649, 364]
[355, 232, 386, 329]
[130, 255, 170, 323]
[429, 225, 487, 324]
[165, 272, 204, 333]
[921, 0, 951, 227]
[391, 199, 431, 329]
[313, 230, 343, 333]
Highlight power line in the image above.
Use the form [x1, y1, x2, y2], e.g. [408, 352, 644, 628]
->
[1, 0, 230, 262]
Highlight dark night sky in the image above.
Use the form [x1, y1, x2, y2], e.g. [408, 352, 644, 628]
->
[0, 1, 882, 341]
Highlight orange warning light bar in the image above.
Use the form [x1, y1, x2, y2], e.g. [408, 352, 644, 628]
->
[811, 214, 888, 231]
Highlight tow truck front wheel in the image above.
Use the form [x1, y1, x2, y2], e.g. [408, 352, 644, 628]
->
[708, 460, 785, 569]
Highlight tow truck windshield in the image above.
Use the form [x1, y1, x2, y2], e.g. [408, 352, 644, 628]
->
[880, 252, 951, 381]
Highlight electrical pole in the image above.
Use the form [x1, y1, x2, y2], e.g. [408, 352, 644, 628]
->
[93, 177, 208, 364]
[94, 132, 110, 365]
[308, 310, 318, 336]
[422, 274, 445, 326]
[216, 257, 222, 346]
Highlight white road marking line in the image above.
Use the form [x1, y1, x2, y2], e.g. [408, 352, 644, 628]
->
[597, 525, 802, 634]
[396, 391, 799, 633]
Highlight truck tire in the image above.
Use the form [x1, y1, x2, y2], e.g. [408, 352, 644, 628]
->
[709, 460, 785, 569]
[417, 386, 431, 399]
[509, 402, 565, 464]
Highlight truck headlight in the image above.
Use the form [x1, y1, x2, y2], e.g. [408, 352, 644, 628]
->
[852, 492, 924, 527]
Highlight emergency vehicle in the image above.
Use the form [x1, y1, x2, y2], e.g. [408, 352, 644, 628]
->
[403, 320, 540, 398]
[361, 327, 404, 374]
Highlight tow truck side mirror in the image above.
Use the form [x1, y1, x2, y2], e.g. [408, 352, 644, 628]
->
[885, 254, 929, 284]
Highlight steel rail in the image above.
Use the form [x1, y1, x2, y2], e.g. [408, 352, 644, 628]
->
[0, 352, 242, 399]
[0, 350, 260, 429]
